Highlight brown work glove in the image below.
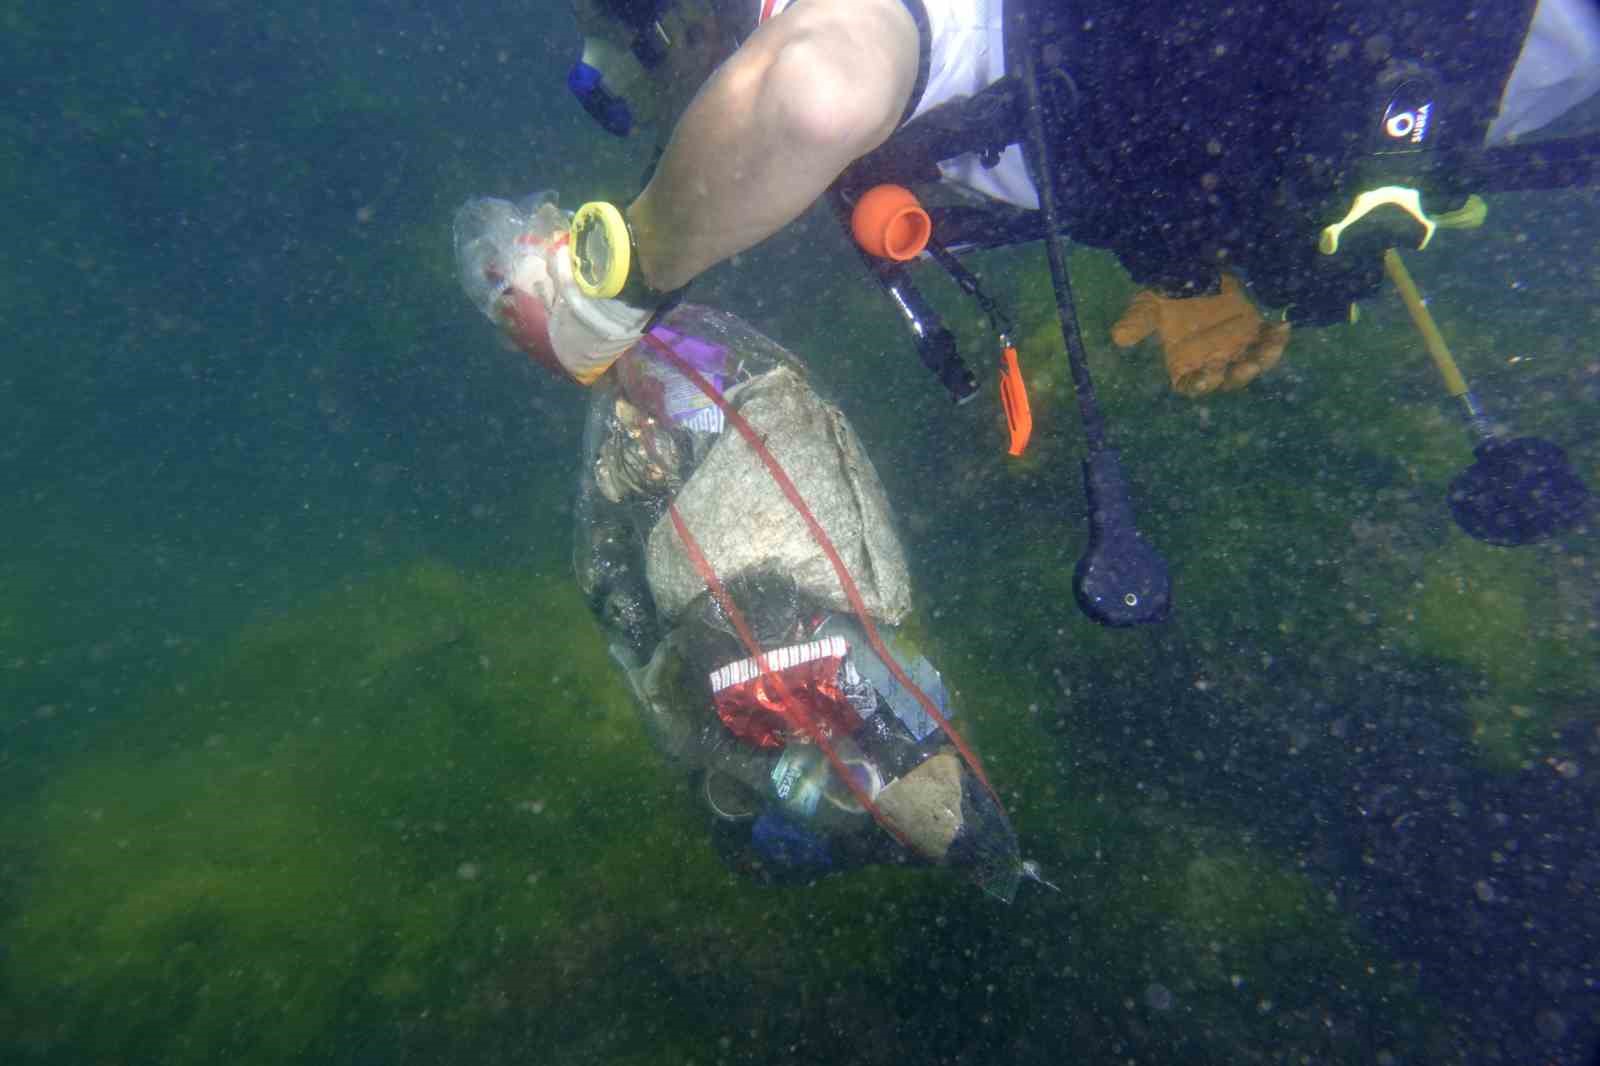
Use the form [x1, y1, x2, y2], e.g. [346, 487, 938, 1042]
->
[1111, 274, 1290, 397]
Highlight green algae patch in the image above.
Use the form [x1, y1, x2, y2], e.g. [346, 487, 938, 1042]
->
[1, 544, 1433, 1065]
[1383, 539, 1597, 770]
[3, 554, 960, 1064]
[1086, 815, 1438, 1058]
[11, 753, 380, 1063]
[912, 622, 1437, 1053]
[1, 559, 651, 1065]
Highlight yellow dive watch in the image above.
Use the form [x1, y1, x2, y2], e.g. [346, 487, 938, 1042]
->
[570, 201, 634, 300]
[570, 200, 684, 322]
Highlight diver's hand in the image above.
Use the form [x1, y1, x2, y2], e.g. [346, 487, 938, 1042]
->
[454, 195, 652, 384]
[1111, 274, 1290, 397]
[505, 219, 653, 385]
[545, 253, 654, 385]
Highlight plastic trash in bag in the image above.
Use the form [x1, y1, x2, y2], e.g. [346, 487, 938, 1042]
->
[572, 305, 1027, 901]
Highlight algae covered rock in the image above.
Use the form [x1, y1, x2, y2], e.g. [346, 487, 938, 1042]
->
[0, 561, 655, 1065]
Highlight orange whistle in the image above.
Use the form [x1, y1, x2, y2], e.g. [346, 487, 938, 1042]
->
[999, 343, 1032, 456]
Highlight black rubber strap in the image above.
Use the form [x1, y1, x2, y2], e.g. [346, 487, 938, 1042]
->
[613, 211, 688, 326]
[896, 0, 932, 126]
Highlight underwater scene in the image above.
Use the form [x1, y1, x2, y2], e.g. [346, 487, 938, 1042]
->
[2, 1, 1597, 1064]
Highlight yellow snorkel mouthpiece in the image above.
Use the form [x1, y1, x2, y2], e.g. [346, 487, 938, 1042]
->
[570, 200, 633, 299]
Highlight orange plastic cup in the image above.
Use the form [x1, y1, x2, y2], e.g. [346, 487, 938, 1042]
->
[850, 184, 931, 261]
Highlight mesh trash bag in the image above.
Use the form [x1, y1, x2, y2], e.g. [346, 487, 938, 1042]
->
[572, 305, 1022, 899]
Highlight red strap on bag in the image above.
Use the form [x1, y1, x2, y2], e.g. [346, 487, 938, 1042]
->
[642, 332, 1001, 814]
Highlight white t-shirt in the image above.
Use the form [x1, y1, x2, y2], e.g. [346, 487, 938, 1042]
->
[760, 0, 1600, 208]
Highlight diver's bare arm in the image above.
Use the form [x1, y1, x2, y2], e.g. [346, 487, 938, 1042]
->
[626, 0, 919, 292]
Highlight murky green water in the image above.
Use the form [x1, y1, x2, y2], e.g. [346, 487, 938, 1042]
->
[3, 2, 1596, 1063]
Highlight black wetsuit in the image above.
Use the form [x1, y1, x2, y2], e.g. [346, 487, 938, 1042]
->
[849, 0, 1539, 326]
[1010, 0, 1537, 322]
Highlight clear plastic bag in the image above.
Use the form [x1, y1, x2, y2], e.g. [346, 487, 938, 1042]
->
[573, 308, 1024, 900]
[453, 192, 562, 322]
[452, 193, 647, 383]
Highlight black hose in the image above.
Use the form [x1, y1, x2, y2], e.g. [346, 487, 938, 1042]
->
[1012, 0, 1172, 626]
[1014, 22, 1107, 454]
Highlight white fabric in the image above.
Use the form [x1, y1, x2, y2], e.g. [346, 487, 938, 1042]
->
[1489, 0, 1600, 143]
[915, 0, 1037, 208]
